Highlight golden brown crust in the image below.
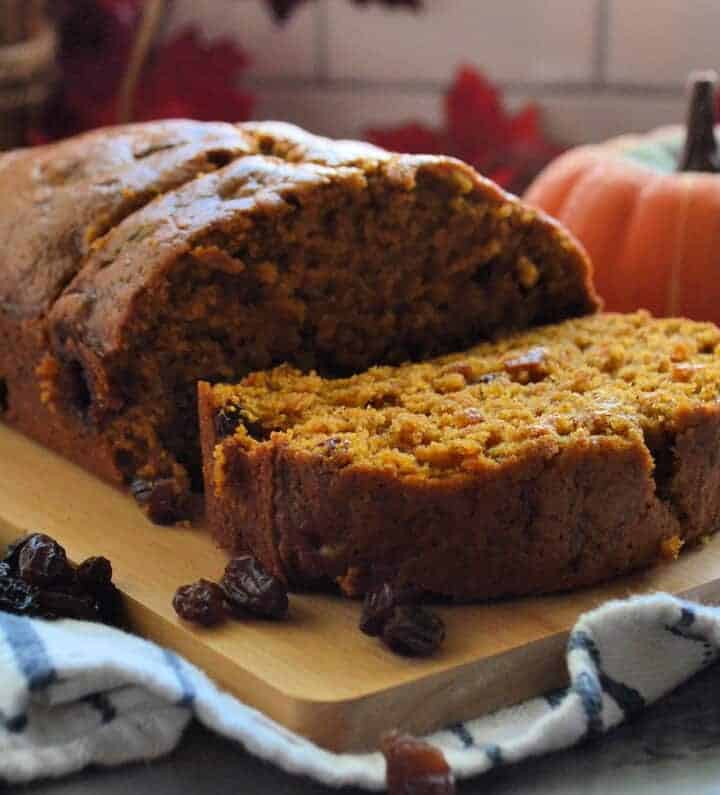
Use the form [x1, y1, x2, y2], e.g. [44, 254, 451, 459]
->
[1, 120, 253, 320]
[239, 120, 391, 166]
[47, 157, 367, 366]
[47, 150, 596, 371]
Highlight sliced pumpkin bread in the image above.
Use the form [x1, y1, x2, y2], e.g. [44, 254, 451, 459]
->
[200, 311, 720, 600]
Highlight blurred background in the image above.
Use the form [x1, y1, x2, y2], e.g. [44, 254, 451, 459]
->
[0, 0, 708, 193]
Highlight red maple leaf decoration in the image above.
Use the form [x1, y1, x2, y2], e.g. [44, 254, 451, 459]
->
[100, 29, 255, 126]
[31, 2, 253, 144]
[366, 66, 563, 194]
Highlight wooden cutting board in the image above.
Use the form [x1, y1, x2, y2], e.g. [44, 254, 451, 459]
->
[2, 423, 720, 753]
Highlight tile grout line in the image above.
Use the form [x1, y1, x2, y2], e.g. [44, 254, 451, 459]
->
[593, 0, 610, 88]
[313, 0, 330, 84]
[244, 74, 686, 99]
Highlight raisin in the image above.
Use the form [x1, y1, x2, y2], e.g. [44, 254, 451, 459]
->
[441, 363, 474, 381]
[381, 731, 455, 795]
[221, 556, 288, 619]
[77, 556, 113, 591]
[173, 579, 227, 626]
[63, 359, 92, 419]
[131, 478, 186, 525]
[381, 606, 445, 657]
[671, 362, 703, 382]
[48, 570, 84, 596]
[18, 533, 73, 587]
[0, 577, 40, 616]
[1, 532, 122, 625]
[503, 346, 549, 384]
[319, 436, 350, 455]
[2, 533, 36, 573]
[95, 583, 124, 627]
[37, 590, 101, 622]
[462, 408, 484, 424]
[239, 416, 273, 442]
[360, 583, 419, 637]
[130, 478, 153, 502]
[0, 378, 7, 413]
[366, 392, 399, 409]
[214, 405, 241, 438]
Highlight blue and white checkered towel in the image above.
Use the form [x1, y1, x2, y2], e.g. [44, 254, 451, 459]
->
[1, 593, 719, 789]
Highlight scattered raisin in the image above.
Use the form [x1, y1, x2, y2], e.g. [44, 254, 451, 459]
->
[381, 606, 445, 657]
[18, 533, 73, 587]
[173, 579, 227, 626]
[381, 731, 455, 795]
[0, 577, 40, 616]
[37, 590, 100, 622]
[0, 378, 7, 413]
[360, 583, 418, 637]
[1, 532, 122, 626]
[503, 346, 549, 384]
[214, 405, 241, 438]
[131, 478, 186, 525]
[2, 533, 35, 573]
[77, 556, 113, 591]
[221, 556, 288, 619]
[95, 583, 124, 627]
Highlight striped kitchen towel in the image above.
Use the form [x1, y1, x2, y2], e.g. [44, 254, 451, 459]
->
[1, 593, 719, 789]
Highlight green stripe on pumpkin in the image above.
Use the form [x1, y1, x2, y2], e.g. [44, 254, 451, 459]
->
[620, 132, 685, 174]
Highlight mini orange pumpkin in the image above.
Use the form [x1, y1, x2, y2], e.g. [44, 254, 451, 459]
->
[524, 72, 720, 323]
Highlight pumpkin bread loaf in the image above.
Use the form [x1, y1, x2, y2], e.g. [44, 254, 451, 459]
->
[1, 120, 255, 508]
[1, 120, 597, 520]
[199, 311, 720, 600]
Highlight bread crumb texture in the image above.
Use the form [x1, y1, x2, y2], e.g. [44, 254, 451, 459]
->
[211, 311, 720, 481]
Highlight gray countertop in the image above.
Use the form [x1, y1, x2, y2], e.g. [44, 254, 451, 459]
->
[14, 661, 720, 795]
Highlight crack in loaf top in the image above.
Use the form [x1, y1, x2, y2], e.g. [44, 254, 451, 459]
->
[47, 126, 598, 362]
[0, 120, 255, 320]
[47, 155, 375, 358]
[239, 120, 392, 166]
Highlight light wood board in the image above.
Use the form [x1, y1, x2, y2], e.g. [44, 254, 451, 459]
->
[2, 423, 720, 752]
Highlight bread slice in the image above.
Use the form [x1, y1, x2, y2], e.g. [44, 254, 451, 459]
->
[1, 122, 596, 519]
[0, 120, 254, 495]
[199, 311, 720, 600]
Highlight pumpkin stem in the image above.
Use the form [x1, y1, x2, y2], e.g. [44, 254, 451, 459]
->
[678, 70, 719, 173]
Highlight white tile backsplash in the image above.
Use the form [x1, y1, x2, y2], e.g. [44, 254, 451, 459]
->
[607, 0, 720, 86]
[326, 0, 598, 84]
[170, 0, 702, 145]
[165, 0, 318, 79]
[253, 86, 685, 146]
[253, 85, 444, 138]
[532, 92, 685, 144]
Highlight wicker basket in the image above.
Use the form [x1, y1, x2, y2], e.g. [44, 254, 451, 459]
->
[0, 0, 56, 150]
